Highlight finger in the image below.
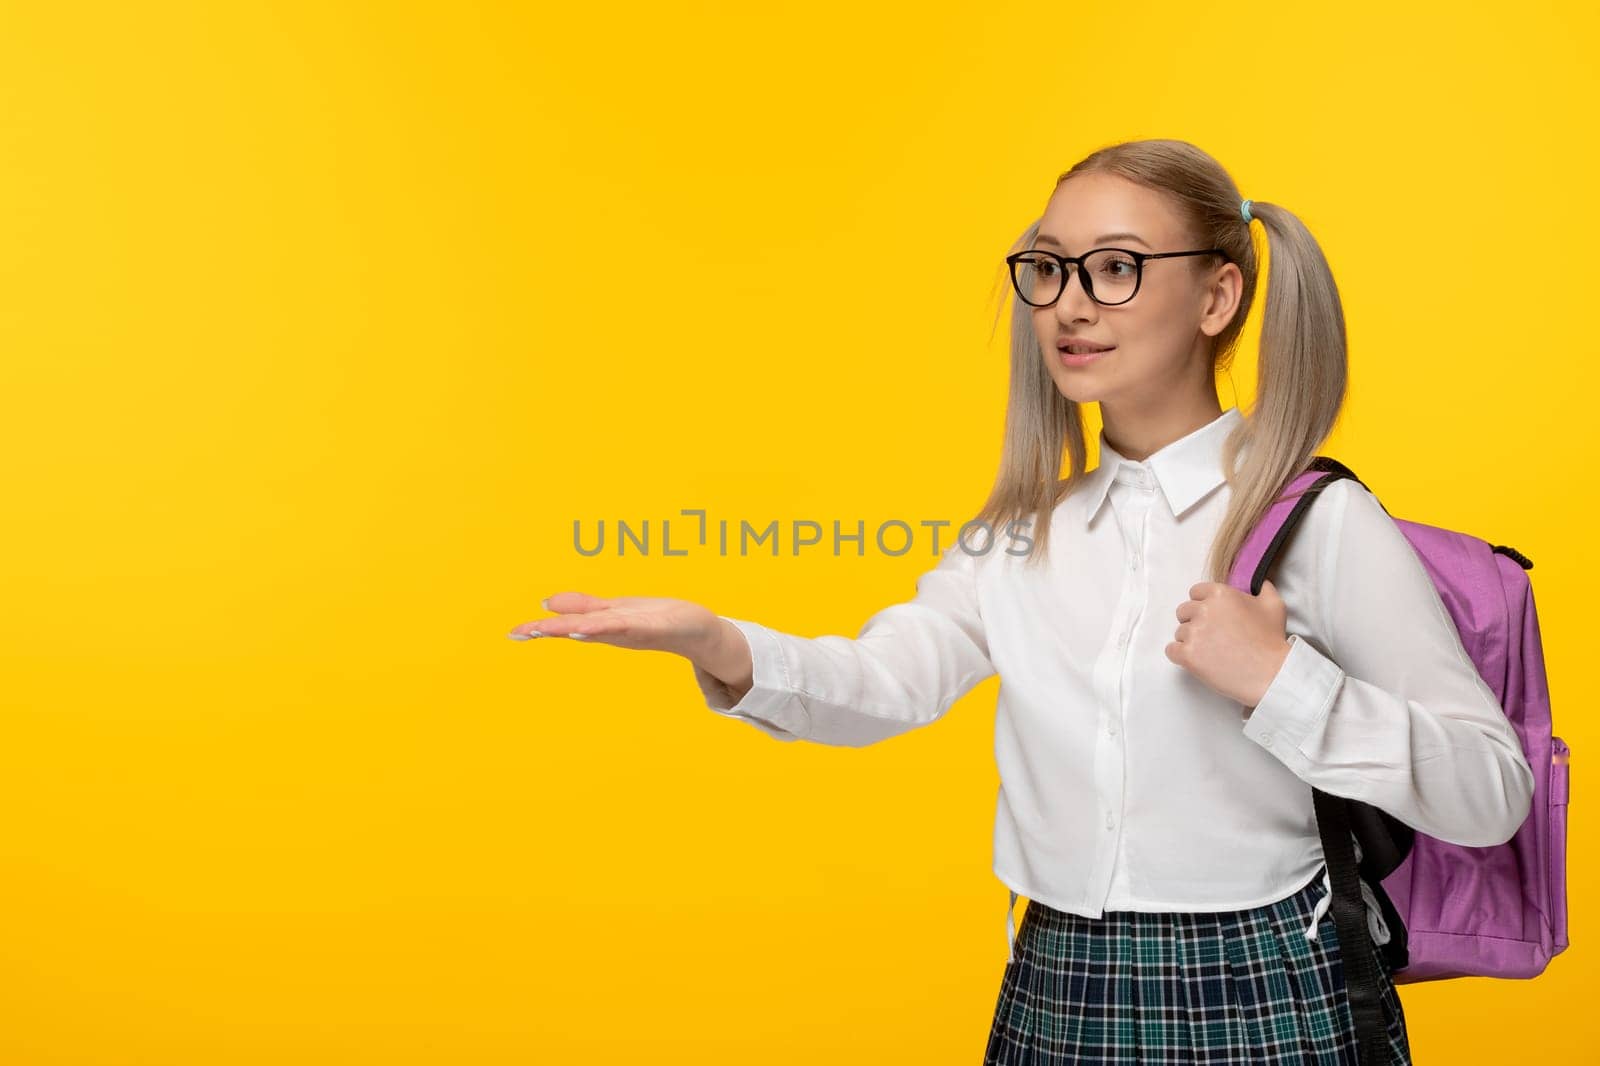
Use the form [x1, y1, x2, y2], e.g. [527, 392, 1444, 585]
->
[507, 619, 565, 640]
[508, 611, 628, 642]
[542, 592, 614, 615]
[509, 593, 609, 639]
[548, 614, 633, 644]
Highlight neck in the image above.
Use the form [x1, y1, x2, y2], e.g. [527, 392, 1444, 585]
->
[1100, 396, 1226, 461]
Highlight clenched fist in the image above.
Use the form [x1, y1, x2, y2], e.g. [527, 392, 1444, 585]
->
[1166, 579, 1294, 710]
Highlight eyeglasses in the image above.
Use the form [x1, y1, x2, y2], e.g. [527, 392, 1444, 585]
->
[1005, 246, 1229, 308]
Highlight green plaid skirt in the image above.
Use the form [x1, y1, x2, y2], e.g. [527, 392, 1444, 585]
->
[983, 870, 1411, 1064]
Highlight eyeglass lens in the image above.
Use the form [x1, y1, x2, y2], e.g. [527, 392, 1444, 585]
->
[1012, 250, 1139, 307]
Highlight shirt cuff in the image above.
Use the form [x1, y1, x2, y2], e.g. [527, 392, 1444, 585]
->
[1241, 634, 1344, 755]
[690, 617, 812, 741]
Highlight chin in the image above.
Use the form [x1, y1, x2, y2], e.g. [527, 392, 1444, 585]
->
[1048, 370, 1108, 406]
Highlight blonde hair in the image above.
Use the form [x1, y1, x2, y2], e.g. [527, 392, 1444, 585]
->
[975, 138, 1347, 582]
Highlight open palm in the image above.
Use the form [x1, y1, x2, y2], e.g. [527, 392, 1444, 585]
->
[509, 593, 718, 657]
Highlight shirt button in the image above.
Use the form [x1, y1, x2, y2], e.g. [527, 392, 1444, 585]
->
[1107, 722, 1118, 736]
[1129, 557, 1139, 572]
[1261, 731, 1275, 748]
[1117, 632, 1129, 649]
[1104, 811, 1115, 830]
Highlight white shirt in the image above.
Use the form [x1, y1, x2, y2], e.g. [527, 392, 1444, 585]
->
[692, 405, 1535, 959]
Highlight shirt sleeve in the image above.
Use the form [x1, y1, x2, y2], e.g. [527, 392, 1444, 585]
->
[690, 543, 997, 747]
[1241, 477, 1536, 848]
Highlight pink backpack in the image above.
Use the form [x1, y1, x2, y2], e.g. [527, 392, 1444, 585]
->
[1228, 456, 1568, 1066]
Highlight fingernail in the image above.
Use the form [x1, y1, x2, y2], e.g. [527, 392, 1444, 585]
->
[567, 632, 588, 640]
[541, 597, 550, 610]
[507, 631, 539, 641]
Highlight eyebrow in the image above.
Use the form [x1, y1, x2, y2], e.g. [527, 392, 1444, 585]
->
[1034, 232, 1152, 250]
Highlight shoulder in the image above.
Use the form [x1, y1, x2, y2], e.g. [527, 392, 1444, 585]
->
[1268, 475, 1403, 642]
[1307, 474, 1448, 638]
[1300, 478, 1480, 683]
[927, 536, 991, 587]
[1311, 475, 1411, 561]
[1261, 475, 1363, 578]
[1291, 473, 1390, 550]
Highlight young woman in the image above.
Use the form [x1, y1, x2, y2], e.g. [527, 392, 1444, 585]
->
[509, 139, 1534, 1064]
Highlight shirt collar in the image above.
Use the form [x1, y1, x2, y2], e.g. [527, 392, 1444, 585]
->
[1082, 406, 1244, 525]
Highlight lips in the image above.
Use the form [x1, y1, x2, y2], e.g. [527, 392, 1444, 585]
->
[1059, 344, 1114, 367]
[1059, 340, 1115, 353]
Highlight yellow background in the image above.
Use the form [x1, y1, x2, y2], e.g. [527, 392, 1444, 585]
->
[1, 1, 1592, 1062]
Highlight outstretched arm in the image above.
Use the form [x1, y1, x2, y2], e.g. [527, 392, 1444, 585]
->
[691, 544, 997, 747]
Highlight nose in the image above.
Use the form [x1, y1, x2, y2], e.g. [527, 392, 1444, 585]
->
[1053, 264, 1098, 321]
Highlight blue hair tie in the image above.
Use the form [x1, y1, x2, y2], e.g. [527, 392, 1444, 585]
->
[1240, 199, 1254, 223]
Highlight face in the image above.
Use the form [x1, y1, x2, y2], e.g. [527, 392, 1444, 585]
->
[1027, 172, 1240, 409]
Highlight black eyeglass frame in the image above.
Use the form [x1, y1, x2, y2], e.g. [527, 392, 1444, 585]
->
[1005, 246, 1230, 307]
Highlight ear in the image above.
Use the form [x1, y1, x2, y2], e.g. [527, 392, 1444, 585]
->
[1199, 259, 1244, 338]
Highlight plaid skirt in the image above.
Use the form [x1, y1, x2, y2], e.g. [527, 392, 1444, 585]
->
[983, 869, 1411, 1064]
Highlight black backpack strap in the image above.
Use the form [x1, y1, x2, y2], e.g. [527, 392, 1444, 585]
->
[1314, 789, 1395, 1066]
[1255, 456, 1408, 1065]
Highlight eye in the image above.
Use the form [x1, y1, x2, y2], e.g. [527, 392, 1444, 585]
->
[1098, 255, 1137, 278]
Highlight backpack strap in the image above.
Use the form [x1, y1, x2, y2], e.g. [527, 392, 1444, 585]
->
[1230, 456, 1379, 596]
[1232, 458, 1414, 871]
[1230, 455, 1407, 1066]
[1316, 789, 1395, 1066]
